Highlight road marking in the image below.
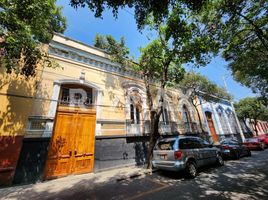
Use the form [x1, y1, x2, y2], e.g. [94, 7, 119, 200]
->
[126, 178, 169, 200]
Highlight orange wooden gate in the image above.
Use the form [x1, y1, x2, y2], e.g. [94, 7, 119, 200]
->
[44, 107, 96, 179]
[205, 112, 219, 143]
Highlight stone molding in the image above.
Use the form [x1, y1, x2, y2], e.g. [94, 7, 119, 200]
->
[49, 40, 143, 80]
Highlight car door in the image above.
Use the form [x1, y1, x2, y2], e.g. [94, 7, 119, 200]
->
[199, 139, 217, 164]
[189, 138, 205, 167]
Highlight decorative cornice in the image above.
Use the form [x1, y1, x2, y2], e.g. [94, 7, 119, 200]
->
[48, 40, 143, 80]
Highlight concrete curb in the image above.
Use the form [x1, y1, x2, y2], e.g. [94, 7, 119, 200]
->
[116, 168, 158, 182]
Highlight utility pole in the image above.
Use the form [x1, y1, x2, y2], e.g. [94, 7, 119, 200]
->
[222, 75, 245, 142]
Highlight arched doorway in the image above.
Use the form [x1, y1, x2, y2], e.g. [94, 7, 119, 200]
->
[205, 111, 219, 142]
[44, 83, 96, 179]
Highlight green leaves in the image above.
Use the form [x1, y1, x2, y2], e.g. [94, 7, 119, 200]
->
[180, 72, 232, 102]
[234, 97, 268, 121]
[0, 0, 66, 77]
[93, 34, 130, 67]
[199, 0, 268, 102]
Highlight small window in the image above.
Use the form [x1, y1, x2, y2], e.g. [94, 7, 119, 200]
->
[130, 104, 140, 124]
[130, 104, 134, 122]
[182, 105, 192, 132]
[199, 139, 210, 147]
[155, 140, 175, 150]
[29, 120, 46, 130]
[135, 107, 140, 124]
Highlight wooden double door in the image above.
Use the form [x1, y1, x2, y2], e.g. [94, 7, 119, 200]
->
[44, 107, 96, 179]
[205, 111, 219, 143]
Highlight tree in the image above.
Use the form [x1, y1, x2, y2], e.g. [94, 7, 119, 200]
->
[180, 72, 231, 134]
[71, 0, 268, 105]
[93, 34, 130, 67]
[138, 38, 185, 168]
[69, 0, 207, 30]
[234, 97, 268, 135]
[199, 0, 268, 103]
[136, 4, 219, 168]
[70, 0, 268, 102]
[0, 0, 67, 77]
[90, 3, 218, 168]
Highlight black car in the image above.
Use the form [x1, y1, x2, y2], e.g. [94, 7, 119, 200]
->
[215, 139, 251, 159]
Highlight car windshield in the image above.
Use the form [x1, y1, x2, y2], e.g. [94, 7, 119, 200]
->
[155, 140, 175, 150]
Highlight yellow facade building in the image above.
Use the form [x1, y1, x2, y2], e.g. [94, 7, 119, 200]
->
[0, 34, 208, 186]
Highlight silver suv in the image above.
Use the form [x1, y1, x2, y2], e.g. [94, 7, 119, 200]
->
[152, 136, 224, 178]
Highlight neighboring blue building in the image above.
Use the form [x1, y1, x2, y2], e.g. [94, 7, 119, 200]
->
[201, 98, 244, 143]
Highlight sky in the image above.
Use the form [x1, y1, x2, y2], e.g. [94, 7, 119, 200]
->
[56, 0, 256, 102]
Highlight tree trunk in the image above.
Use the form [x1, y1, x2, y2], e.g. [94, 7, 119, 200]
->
[147, 110, 161, 169]
[145, 65, 167, 169]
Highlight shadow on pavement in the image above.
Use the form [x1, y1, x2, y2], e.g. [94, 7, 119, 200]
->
[1, 152, 268, 200]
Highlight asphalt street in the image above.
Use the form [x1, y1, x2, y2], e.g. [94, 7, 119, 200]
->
[2, 150, 268, 200]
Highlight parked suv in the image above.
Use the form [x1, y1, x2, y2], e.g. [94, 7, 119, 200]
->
[152, 136, 224, 178]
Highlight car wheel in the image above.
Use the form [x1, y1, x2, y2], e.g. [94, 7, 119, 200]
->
[260, 144, 265, 151]
[216, 154, 224, 166]
[234, 151, 240, 160]
[247, 150, 251, 157]
[185, 161, 197, 178]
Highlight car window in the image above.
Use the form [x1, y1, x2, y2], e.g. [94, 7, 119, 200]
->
[199, 139, 210, 147]
[155, 140, 175, 150]
[179, 138, 202, 149]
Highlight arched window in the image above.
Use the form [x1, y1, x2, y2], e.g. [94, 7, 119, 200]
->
[183, 105, 192, 132]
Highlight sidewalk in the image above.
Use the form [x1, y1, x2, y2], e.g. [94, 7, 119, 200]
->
[0, 166, 152, 200]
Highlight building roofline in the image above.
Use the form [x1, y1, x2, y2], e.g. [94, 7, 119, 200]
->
[53, 32, 110, 55]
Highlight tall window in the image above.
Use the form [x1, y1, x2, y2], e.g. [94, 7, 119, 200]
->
[161, 106, 169, 125]
[183, 105, 192, 132]
[130, 97, 141, 124]
[226, 109, 238, 134]
[217, 106, 229, 134]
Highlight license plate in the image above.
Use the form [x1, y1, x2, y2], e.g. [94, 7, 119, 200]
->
[159, 154, 167, 160]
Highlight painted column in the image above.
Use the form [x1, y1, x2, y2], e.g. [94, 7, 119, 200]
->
[43, 82, 61, 138]
[95, 89, 103, 136]
[231, 102, 245, 142]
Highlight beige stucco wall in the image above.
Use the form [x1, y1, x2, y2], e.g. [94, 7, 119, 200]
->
[0, 68, 40, 137]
